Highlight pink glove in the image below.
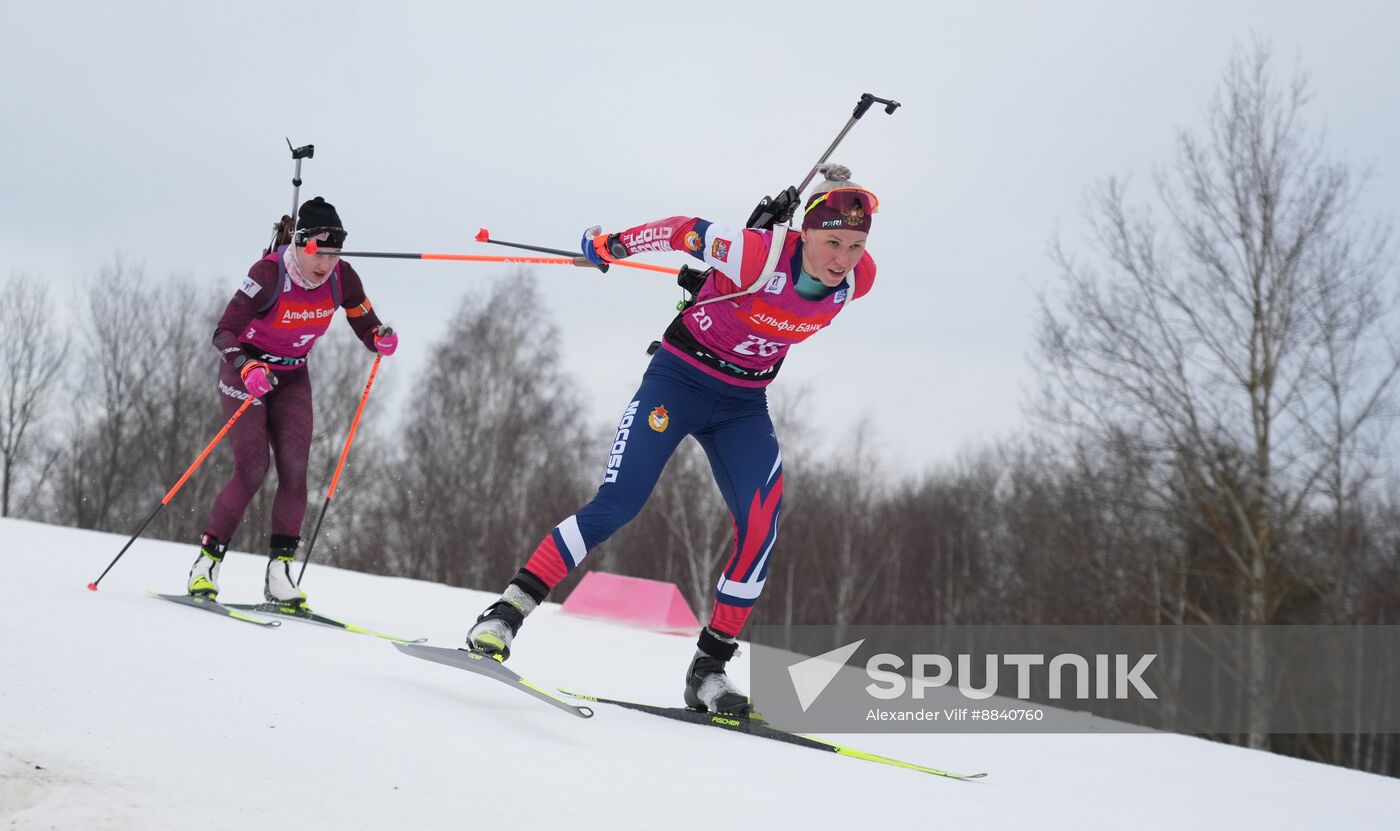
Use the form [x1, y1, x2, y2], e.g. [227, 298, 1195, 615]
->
[374, 325, 398, 356]
[238, 359, 275, 398]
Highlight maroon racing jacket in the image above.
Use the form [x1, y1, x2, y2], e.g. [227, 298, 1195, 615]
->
[213, 247, 382, 372]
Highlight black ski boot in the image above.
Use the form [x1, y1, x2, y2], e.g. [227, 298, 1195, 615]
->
[467, 571, 550, 661]
[684, 627, 751, 715]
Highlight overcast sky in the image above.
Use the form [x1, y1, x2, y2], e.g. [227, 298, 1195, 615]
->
[3, 1, 1397, 472]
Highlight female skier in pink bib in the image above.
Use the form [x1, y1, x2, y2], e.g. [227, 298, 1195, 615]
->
[468, 165, 878, 714]
[186, 197, 397, 607]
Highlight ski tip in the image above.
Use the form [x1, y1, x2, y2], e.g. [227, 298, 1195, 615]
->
[475, 227, 490, 242]
[86, 582, 98, 591]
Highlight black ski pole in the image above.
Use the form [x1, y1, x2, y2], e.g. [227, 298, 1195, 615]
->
[329, 248, 646, 269]
[474, 228, 617, 274]
[465, 230, 677, 275]
[474, 228, 581, 259]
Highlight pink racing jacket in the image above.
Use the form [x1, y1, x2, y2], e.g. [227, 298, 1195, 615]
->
[615, 216, 876, 387]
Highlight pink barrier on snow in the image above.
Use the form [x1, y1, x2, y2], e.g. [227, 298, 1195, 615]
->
[561, 572, 700, 633]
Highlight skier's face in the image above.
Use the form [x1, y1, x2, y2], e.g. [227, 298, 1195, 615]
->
[800, 228, 868, 286]
[294, 243, 341, 284]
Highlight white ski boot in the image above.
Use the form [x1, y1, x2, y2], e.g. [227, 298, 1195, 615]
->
[264, 554, 308, 608]
[187, 536, 226, 599]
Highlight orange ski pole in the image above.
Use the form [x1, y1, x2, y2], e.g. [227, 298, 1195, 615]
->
[333, 246, 676, 275]
[296, 355, 381, 585]
[87, 396, 256, 590]
[474, 227, 677, 275]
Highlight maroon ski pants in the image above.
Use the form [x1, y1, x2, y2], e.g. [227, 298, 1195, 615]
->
[202, 361, 313, 542]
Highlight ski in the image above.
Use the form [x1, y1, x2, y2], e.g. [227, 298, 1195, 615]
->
[394, 643, 594, 719]
[148, 591, 281, 628]
[558, 689, 986, 781]
[223, 602, 425, 644]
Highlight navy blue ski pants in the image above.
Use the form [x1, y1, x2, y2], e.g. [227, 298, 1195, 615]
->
[523, 349, 783, 636]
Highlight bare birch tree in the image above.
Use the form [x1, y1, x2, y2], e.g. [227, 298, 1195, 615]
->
[0, 275, 68, 517]
[1036, 41, 1398, 748]
[382, 272, 593, 589]
[54, 261, 157, 530]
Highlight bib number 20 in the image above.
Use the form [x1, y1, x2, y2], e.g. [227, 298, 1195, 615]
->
[690, 306, 714, 331]
[689, 308, 781, 357]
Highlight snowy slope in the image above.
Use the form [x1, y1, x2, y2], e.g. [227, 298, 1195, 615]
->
[1, 516, 1396, 830]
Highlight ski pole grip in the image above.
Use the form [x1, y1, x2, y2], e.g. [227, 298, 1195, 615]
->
[854, 93, 902, 118]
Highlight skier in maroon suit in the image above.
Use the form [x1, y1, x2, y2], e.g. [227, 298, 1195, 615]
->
[186, 197, 397, 606]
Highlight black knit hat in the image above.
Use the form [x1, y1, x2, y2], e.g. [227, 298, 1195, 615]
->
[296, 196, 343, 232]
[294, 197, 347, 248]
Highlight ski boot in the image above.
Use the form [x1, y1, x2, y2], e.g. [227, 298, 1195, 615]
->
[186, 534, 227, 599]
[684, 627, 751, 716]
[467, 585, 537, 661]
[467, 570, 550, 661]
[263, 534, 308, 608]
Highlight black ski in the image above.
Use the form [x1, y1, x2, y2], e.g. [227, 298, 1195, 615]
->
[558, 689, 986, 780]
[148, 591, 280, 628]
[223, 602, 425, 644]
[394, 643, 593, 719]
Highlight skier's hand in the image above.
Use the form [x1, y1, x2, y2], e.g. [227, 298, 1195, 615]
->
[580, 226, 627, 272]
[237, 359, 275, 398]
[746, 185, 800, 230]
[373, 325, 398, 356]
